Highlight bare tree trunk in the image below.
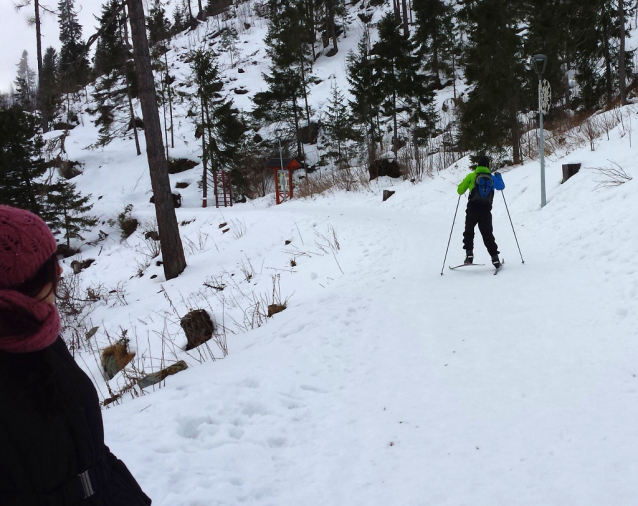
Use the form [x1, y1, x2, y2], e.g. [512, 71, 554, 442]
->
[602, 16, 613, 106]
[125, 71, 142, 155]
[122, 6, 141, 156]
[127, 0, 186, 280]
[186, 0, 195, 25]
[401, 0, 409, 37]
[510, 103, 521, 165]
[299, 56, 311, 126]
[392, 86, 398, 156]
[201, 95, 208, 207]
[291, 89, 302, 160]
[307, 0, 317, 60]
[162, 77, 169, 161]
[619, 0, 627, 105]
[326, 1, 338, 53]
[165, 52, 175, 148]
[34, 0, 48, 132]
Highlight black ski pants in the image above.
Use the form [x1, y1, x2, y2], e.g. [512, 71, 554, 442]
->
[463, 201, 499, 256]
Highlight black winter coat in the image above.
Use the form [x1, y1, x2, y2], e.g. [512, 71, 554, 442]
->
[0, 337, 152, 506]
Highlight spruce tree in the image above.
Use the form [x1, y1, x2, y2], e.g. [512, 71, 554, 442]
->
[219, 27, 240, 68]
[459, 0, 526, 163]
[15, 0, 47, 130]
[317, 0, 345, 55]
[347, 27, 383, 163]
[570, 0, 634, 110]
[58, 0, 90, 92]
[39, 47, 59, 131]
[14, 51, 37, 112]
[412, 0, 456, 89]
[323, 82, 358, 168]
[44, 180, 97, 248]
[253, 0, 314, 159]
[523, 0, 575, 114]
[372, 13, 433, 154]
[0, 106, 46, 215]
[147, 0, 172, 48]
[191, 49, 245, 205]
[92, 0, 140, 149]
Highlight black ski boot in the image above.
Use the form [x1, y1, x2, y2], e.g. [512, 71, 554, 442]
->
[464, 250, 474, 265]
[491, 254, 501, 268]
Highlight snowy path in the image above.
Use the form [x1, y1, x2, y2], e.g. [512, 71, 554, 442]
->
[100, 167, 638, 506]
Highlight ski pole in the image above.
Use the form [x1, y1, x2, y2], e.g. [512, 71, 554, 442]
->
[440, 194, 462, 276]
[501, 191, 524, 264]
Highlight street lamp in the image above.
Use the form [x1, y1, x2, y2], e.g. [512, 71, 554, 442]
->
[533, 54, 548, 208]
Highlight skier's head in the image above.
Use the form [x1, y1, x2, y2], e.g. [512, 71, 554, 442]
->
[477, 155, 490, 168]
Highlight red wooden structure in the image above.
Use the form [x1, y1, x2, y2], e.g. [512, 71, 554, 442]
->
[213, 170, 232, 208]
[265, 158, 301, 204]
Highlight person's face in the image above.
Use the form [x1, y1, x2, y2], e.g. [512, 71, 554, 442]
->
[35, 261, 62, 305]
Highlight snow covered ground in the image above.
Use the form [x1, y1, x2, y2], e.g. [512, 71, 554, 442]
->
[27, 2, 638, 503]
[57, 101, 638, 505]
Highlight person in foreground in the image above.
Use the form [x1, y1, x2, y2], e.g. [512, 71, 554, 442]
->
[457, 155, 505, 268]
[0, 205, 151, 505]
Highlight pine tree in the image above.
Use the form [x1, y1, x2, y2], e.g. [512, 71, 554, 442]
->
[412, 0, 456, 89]
[253, 0, 314, 159]
[128, 0, 186, 279]
[94, 0, 127, 77]
[323, 82, 358, 168]
[317, 0, 345, 55]
[15, 0, 46, 130]
[44, 180, 97, 248]
[14, 51, 37, 112]
[373, 12, 434, 154]
[39, 47, 59, 131]
[58, 0, 90, 92]
[147, 0, 172, 48]
[0, 106, 46, 215]
[459, 0, 526, 163]
[92, 0, 140, 150]
[570, 0, 635, 110]
[0, 93, 12, 110]
[347, 27, 383, 163]
[522, 0, 575, 114]
[191, 49, 245, 205]
[219, 26, 240, 67]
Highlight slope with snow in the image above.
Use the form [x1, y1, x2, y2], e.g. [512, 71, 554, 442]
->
[33, 3, 638, 505]
[57, 101, 638, 505]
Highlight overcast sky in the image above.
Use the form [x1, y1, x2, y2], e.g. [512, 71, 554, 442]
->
[0, 1, 104, 94]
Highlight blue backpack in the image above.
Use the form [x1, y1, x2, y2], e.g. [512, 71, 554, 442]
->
[470, 173, 494, 203]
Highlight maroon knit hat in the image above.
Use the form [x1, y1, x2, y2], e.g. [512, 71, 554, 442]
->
[0, 206, 60, 353]
[0, 205, 58, 289]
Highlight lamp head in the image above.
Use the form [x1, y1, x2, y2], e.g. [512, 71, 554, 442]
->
[533, 54, 548, 77]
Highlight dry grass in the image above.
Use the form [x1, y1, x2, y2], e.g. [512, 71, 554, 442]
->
[295, 165, 371, 198]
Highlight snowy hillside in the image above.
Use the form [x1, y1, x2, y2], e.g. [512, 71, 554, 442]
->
[30, 3, 638, 505]
[57, 95, 638, 505]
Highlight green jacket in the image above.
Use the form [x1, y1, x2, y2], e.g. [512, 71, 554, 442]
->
[457, 166, 491, 195]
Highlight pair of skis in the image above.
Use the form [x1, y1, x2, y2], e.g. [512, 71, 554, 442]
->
[449, 259, 504, 275]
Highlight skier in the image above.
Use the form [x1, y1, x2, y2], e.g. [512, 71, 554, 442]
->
[0, 206, 152, 505]
[457, 155, 505, 268]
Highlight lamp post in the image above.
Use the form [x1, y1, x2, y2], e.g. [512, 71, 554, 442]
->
[533, 54, 548, 208]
